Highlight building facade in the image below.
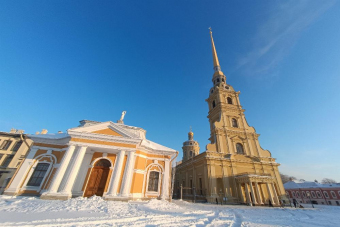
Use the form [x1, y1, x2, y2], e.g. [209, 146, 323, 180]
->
[175, 30, 286, 206]
[0, 129, 32, 194]
[284, 180, 340, 206]
[4, 118, 177, 201]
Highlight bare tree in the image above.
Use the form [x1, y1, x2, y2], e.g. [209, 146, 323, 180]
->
[280, 173, 297, 184]
[321, 178, 337, 184]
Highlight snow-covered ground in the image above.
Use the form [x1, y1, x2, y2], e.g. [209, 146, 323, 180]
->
[0, 195, 339, 226]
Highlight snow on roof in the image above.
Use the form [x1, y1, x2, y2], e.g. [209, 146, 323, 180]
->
[284, 180, 340, 189]
[28, 133, 69, 140]
[140, 139, 176, 153]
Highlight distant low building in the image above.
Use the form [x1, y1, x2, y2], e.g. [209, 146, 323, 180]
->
[284, 180, 340, 206]
[0, 129, 33, 194]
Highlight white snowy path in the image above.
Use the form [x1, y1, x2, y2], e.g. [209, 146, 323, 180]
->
[0, 196, 339, 226]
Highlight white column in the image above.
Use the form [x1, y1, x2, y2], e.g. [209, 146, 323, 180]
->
[266, 182, 275, 204]
[44, 145, 76, 193]
[271, 183, 280, 204]
[60, 146, 87, 194]
[161, 159, 170, 199]
[105, 150, 125, 197]
[244, 182, 251, 204]
[4, 148, 39, 194]
[72, 151, 93, 195]
[120, 151, 135, 197]
[238, 183, 245, 203]
[249, 181, 257, 205]
[255, 182, 263, 204]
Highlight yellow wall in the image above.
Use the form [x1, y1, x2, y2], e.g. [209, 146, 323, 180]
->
[93, 128, 123, 137]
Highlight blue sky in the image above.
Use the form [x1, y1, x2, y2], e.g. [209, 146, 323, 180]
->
[1, 1, 339, 182]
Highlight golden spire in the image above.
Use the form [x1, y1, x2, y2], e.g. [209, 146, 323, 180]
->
[209, 27, 221, 72]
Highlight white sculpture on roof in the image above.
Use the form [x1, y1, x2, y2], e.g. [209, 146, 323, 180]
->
[117, 111, 126, 124]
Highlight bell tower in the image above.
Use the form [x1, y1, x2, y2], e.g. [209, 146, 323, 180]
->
[175, 29, 286, 206]
[206, 29, 261, 157]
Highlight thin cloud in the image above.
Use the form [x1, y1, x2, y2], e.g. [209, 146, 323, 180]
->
[236, 0, 336, 78]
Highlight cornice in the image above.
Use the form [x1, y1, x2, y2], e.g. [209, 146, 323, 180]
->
[68, 131, 140, 145]
[30, 136, 71, 146]
[68, 141, 136, 152]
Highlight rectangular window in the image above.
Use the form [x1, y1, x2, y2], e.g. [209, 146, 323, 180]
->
[2, 155, 14, 167]
[190, 179, 192, 188]
[0, 140, 12, 150]
[27, 163, 50, 187]
[147, 171, 159, 192]
[11, 141, 23, 152]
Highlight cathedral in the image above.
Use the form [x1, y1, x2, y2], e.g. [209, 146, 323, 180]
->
[175, 30, 286, 206]
[4, 115, 177, 201]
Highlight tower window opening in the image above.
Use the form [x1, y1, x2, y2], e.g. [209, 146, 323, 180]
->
[217, 78, 220, 83]
[236, 143, 244, 154]
[211, 89, 213, 94]
[232, 118, 238, 128]
[222, 78, 225, 82]
[227, 97, 232, 104]
[212, 100, 216, 108]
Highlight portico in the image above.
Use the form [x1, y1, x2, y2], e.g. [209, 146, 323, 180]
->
[236, 174, 280, 206]
[4, 119, 178, 201]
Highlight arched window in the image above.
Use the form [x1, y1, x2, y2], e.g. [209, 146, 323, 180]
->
[227, 97, 233, 104]
[317, 191, 322, 198]
[236, 143, 244, 154]
[148, 171, 160, 192]
[232, 118, 238, 127]
[311, 191, 316, 198]
[323, 191, 329, 198]
[190, 151, 192, 156]
[331, 191, 336, 198]
[216, 78, 220, 83]
[212, 100, 216, 108]
[222, 78, 225, 82]
[27, 163, 50, 187]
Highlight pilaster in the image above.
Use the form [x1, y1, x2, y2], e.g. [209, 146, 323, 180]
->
[41, 145, 76, 200]
[3, 148, 39, 195]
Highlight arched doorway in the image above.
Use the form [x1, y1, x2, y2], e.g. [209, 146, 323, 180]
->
[84, 159, 111, 197]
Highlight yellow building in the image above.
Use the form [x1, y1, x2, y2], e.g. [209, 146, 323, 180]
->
[175, 30, 286, 206]
[4, 116, 178, 201]
[0, 129, 32, 194]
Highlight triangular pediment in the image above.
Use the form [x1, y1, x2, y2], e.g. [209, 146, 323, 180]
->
[69, 121, 138, 139]
[93, 128, 123, 137]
